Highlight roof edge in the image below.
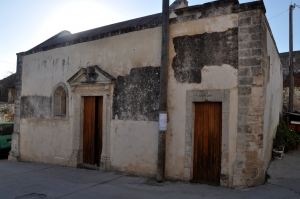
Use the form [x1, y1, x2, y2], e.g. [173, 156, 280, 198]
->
[17, 13, 162, 56]
[174, 0, 239, 16]
[174, 0, 265, 16]
[27, 30, 71, 52]
[17, 0, 266, 57]
[280, 50, 300, 55]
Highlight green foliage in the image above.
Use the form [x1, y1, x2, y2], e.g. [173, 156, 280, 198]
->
[273, 122, 300, 151]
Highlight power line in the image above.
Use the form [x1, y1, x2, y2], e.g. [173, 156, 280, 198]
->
[268, 9, 289, 20]
[0, 60, 15, 65]
[268, 3, 300, 20]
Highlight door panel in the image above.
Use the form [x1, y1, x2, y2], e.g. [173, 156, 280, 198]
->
[193, 102, 222, 185]
[83, 97, 96, 165]
[83, 96, 103, 166]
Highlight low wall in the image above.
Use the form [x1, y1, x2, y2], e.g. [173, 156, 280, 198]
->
[0, 103, 14, 122]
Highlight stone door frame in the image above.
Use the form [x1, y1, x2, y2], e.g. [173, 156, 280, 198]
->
[71, 83, 113, 171]
[184, 89, 230, 186]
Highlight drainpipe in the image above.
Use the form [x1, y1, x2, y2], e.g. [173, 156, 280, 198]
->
[289, 4, 296, 112]
[157, 0, 169, 182]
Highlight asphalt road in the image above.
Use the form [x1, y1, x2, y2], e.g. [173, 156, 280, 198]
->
[0, 151, 300, 199]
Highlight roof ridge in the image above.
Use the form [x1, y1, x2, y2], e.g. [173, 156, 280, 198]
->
[27, 30, 71, 51]
[19, 13, 162, 56]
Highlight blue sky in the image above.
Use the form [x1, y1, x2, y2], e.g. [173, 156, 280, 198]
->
[0, 0, 300, 79]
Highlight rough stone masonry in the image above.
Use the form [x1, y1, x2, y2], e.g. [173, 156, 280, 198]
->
[234, 9, 266, 187]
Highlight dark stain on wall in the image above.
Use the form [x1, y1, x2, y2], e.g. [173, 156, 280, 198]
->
[172, 28, 238, 83]
[21, 96, 51, 119]
[113, 67, 160, 121]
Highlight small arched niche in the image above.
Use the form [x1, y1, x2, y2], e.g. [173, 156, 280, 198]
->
[52, 82, 69, 119]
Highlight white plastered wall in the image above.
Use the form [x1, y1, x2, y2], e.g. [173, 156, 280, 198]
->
[20, 27, 162, 167]
[262, 24, 283, 168]
[166, 14, 238, 186]
[20, 13, 240, 181]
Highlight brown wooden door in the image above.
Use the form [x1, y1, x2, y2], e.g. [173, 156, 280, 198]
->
[193, 102, 222, 185]
[83, 96, 103, 166]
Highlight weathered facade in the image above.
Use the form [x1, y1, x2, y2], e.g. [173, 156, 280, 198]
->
[280, 51, 300, 111]
[9, 0, 282, 188]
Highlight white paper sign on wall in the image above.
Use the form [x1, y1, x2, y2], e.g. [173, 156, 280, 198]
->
[159, 113, 167, 131]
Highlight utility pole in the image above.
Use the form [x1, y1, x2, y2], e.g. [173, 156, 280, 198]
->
[289, 3, 296, 112]
[157, 0, 169, 182]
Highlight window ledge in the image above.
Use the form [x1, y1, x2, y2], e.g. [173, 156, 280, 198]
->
[53, 115, 68, 120]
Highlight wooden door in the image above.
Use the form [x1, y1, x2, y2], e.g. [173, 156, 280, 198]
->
[83, 96, 103, 166]
[193, 102, 222, 185]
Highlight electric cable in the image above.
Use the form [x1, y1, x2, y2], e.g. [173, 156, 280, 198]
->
[268, 9, 289, 20]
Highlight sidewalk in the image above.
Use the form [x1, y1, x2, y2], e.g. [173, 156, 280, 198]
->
[0, 152, 299, 199]
[267, 148, 300, 196]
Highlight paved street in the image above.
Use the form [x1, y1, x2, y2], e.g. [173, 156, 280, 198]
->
[0, 151, 300, 199]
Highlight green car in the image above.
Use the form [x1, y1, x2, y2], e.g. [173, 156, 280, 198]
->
[0, 122, 14, 154]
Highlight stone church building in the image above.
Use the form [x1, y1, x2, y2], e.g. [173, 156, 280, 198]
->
[9, 0, 283, 188]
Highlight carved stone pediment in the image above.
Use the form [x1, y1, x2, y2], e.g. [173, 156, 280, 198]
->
[67, 66, 115, 87]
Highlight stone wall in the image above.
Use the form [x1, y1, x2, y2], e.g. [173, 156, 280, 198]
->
[234, 9, 266, 187]
[0, 103, 14, 122]
[8, 55, 22, 162]
[233, 5, 282, 188]
[113, 66, 160, 121]
[172, 28, 238, 83]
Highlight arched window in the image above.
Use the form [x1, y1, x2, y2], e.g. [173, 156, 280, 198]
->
[52, 83, 68, 119]
[54, 86, 66, 115]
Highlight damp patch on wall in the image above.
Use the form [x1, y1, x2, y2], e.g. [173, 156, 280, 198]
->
[21, 96, 51, 119]
[172, 28, 238, 83]
[113, 67, 160, 121]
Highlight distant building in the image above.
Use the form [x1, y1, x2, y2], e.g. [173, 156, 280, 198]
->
[280, 50, 300, 80]
[0, 73, 16, 103]
[280, 51, 300, 111]
[9, 0, 283, 188]
[0, 73, 16, 122]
